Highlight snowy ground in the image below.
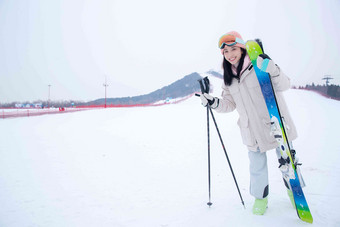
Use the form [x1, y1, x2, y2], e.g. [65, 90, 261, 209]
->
[1, 77, 340, 227]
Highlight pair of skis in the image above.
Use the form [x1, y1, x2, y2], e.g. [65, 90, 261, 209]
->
[246, 40, 313, 223]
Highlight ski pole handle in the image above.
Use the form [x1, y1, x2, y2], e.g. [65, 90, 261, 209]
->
[198, 79, 206, 94]
[198, 76, 210, 94]
[203, 77, 210, 94]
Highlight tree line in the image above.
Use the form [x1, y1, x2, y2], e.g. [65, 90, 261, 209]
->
[294, 83, 340, 100]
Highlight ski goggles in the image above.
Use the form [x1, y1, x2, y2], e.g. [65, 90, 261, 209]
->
[218, 34, 245, 49]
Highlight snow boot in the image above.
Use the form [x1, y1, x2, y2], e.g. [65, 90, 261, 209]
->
[287, 189, 295, 208]
[252, 197, 268, 215]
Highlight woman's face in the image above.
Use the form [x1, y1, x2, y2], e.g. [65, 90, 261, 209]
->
[222, 46, 242, 65]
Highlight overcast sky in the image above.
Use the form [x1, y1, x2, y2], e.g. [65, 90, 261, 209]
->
[0, 0, 339, 102]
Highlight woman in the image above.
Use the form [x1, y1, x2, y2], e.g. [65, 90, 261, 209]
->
[200, 31, 304, 215]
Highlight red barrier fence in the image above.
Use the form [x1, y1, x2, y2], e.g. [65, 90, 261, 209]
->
[1, 94, 195, 119]
[0, 108, 90, 119]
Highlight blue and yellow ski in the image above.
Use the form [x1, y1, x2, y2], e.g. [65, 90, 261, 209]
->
[246, 40, 313, 224]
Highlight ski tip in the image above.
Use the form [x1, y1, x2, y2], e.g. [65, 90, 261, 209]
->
[301, 217, 313, 224]
[298, 211, 313, 224]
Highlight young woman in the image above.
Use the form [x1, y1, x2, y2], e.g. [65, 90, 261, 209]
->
[200, 31, 305, 215]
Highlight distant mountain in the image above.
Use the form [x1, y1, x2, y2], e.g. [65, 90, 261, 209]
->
[0, 70, 223, 108]
[85, 72, 204, 106]
[207, 70, 223, 79]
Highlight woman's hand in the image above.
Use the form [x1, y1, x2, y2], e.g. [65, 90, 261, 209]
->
[257, 54, 280, 76]
[199, 93, 219, 109]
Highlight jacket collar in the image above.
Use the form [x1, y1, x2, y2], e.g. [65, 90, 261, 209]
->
[239, 63, 253, 83]
[231, 55, 251, 76]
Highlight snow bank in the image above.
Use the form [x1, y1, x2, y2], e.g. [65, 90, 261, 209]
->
[0, 78, 339, 226]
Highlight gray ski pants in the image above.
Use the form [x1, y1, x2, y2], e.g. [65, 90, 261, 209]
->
[248, 144, 306, 199]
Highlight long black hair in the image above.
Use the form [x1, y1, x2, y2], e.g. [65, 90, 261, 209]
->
[222, 48, 247, 86]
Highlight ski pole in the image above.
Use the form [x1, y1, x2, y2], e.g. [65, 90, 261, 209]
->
[208, 107, 245, 209]
[206, 98, 213, 207]
[198, 78, 213, 207]
[198, 77, 245, 209]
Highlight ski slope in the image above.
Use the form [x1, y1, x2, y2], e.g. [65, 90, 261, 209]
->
[1, 77, 339, 226]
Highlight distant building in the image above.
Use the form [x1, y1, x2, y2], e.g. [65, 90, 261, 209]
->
[34, 103, 43, 108]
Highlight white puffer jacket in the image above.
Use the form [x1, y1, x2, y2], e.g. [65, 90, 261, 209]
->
[215, 61, 297, 152]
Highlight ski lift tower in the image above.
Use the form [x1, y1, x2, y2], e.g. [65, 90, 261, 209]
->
[322, 75, 333, 86]
[103, 77, 109, 108]
[48, 84, 51, 108]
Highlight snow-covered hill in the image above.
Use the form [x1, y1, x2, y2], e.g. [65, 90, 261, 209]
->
[0, 77, 339, 226]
